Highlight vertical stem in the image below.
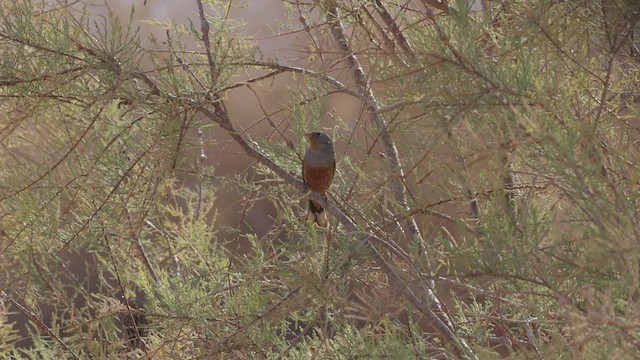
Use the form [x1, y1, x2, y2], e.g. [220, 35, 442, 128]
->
[326, 5, 477, 359]
[326, 6, 425, 253]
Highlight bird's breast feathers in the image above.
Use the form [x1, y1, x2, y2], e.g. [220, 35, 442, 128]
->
[303, 162, 335, 193]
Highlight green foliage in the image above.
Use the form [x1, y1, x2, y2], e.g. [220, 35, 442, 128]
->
[2, 0, 640, 358]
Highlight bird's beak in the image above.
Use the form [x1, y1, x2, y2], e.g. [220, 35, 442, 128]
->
[304, 132, 314, 139]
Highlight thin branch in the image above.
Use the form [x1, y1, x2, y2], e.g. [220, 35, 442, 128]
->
[103, 233, 149, 352]
[145, 218, 181, 275]
[420, 0, 450, 14]
[195, 0, 219, 85]
[356, 233, 477, 359]
[326, 6, 425, 250]
[374, 97, 425, 114]
[229, 60, 363, 99]
[373, 0, 416, 57]
[323, 6, 477, 359]
[2, 292, 80, 359]
[0, 65, 89, 86]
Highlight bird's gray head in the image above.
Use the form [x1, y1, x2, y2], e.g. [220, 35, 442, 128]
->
[305, 131, 334, 153]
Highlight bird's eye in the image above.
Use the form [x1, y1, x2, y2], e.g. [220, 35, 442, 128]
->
[315, 132, 321, 136]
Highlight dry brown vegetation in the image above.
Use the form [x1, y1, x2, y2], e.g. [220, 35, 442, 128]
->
[1, 0, 640, 358]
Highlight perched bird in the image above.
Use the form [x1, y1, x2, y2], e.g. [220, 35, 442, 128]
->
[302, 131, 335, 227]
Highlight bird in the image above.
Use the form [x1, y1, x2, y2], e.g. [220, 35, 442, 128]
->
[302, 131, 335, 227]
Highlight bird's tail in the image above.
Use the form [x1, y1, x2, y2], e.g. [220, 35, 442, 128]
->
[308, 199, 329, 227]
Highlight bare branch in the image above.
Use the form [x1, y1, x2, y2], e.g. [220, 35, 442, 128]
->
[325, 6, 477, 358]
[326, 6, 425, 249]
[420, 0, 450, 14]
[2, 292, 80, 359]
[373, 0, 416, 57]
[374, 97, 425, 114]
[227, 60, 363, 99]
[195, 0, 219, 85]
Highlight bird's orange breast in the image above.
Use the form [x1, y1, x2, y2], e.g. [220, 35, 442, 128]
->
[303, 162, 335, 194]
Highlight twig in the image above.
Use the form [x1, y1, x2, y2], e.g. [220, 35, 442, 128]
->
[125, 208, 160, 285]
[186, 1, 478, 358]
[374, 97, 425, 114]
[355, 233, 477, 359]
[523, 320, 542, 357]
[2, 292, 80, 359]
[145, 218, 181, 275]
[195, 128, 206, 220]
[326, 6, 477, 359]
[208, 285, 303, 353]
[195, 0, 218, 85]
[326, 6, 425, 251]
[103, 233, 149, 352]
[420, 0, 450, 14]
[228, 61, 363, 99]
[373, 0, 416, 57]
